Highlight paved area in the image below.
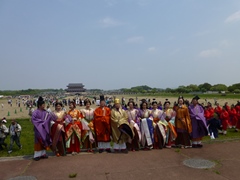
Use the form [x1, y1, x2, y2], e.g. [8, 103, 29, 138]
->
[1, 141, 240, 180]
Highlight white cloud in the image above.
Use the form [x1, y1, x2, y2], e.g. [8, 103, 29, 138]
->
[199, 49, 222, 58]
[104, 0, 117, 7]
[219, 40, 230, 48]
[147, 47, 156, 52]
[137, 0, 149, 6]
[225, 11, 240, 23]
[126, 36, 144, 43]
[99, 17, 123, 28]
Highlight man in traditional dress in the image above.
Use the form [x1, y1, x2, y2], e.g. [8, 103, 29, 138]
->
[94, 97, 111, 153]
[111, 98, 133, 153]
[32, 97, 57, 161]
[189, 96, 208, 148]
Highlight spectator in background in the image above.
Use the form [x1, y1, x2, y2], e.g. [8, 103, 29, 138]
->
[8, 120, 22, 154]
[46, 105, 52, 113]
[0, 120, 8, 151]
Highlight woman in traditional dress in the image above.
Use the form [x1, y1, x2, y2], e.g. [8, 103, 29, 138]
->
[162, 99, 177, 148]
[51, 102, 67, 156]
[151, 101, 166, 149]
[126, 101, 141, 151]
[66, 101, 83, 155]
[81, 99, 95, 153]
[174, 96, 192, 149]
[138, 101, 154, 150]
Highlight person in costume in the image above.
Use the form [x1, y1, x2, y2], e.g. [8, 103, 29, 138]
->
[162, 99, 177, 148]
[207, 113, 222, 139]
[207, 102, 215, 120]
[174, 96, 192, 149]
[150, 101, 166, 149]
[94, 97, 111, 153]
[138, 101, 154, 150]
[81, 99, 95, 153]
[214, 103, 222, 115]
[66, 101, 83, 155]
[51, 102, 67, 156]
[189, 96, 208, 148]
[220, 106, 229, 135]
[31, 97, 57, 161]
[111, 98, 133, 153]
[126, 101, 141, 151]
[228, 104, 237, 129]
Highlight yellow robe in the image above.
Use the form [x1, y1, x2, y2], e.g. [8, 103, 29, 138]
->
[111, 108, 133, 144]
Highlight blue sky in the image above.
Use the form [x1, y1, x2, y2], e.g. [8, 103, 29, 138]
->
[1, 0, 240, 90]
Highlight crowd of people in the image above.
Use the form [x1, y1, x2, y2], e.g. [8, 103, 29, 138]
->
[3, 95, 239, 160]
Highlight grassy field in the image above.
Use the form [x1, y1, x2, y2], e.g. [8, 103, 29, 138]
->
[1, 118, 240, 157]
[0, 118, 34, 157]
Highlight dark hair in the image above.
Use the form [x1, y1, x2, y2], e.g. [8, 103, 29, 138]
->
[69, 101, 76, 108]
[164, 99, 171, 106]
[37, 96, 45, 108]
[55, 102, 63, 107]
[84, 99, 91, 105]
[178, 96, 184, 104]
[128, 101, 135, 106]
[140, 102, 148, 110]
[152, 101, 157, 106]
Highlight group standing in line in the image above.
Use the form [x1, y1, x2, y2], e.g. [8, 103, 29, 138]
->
[30, 95, 240, 161]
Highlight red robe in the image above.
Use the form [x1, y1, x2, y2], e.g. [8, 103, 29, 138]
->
[94, 106, 111, 142]
[228, 108, 238, 127]
[215, 106, 222, 115]
[208, 107, 215, 119]
[204, 109, 211, 121]
[220, 110, 229, 131]
[236, 105, 240, 129]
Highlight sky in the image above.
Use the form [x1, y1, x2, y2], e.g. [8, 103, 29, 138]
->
[1, 0, 240, 90]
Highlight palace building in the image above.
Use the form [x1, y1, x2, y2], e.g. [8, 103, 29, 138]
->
[65, 83, 86, 94]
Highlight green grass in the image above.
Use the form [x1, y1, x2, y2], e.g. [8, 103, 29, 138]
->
[0, 118, 34, 157]
[202, 128, 240, 143]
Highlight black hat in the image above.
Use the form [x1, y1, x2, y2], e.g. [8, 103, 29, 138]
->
[193, 96, 200, 100]
[37, 96, 45, 107]
[100, 95, 105, 101]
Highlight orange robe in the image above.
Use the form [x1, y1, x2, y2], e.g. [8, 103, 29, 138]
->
[175, 105, 192, 133]
[94, 107, 111, 142]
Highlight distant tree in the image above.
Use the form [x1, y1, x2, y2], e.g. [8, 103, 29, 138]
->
[198, 83, 212, 91]
[165, 88, 172, 93]
[210, 84, 227, 92]
[228, 83, 240, 92]
[186, 84, 199, 92]
[233, 89, 240, 94]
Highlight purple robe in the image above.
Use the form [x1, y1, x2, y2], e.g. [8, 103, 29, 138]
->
[32, 109, 57, 148]
[188, 104, 208, 139]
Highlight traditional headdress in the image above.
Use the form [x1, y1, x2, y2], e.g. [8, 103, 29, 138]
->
[114, 98, 120, 104]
